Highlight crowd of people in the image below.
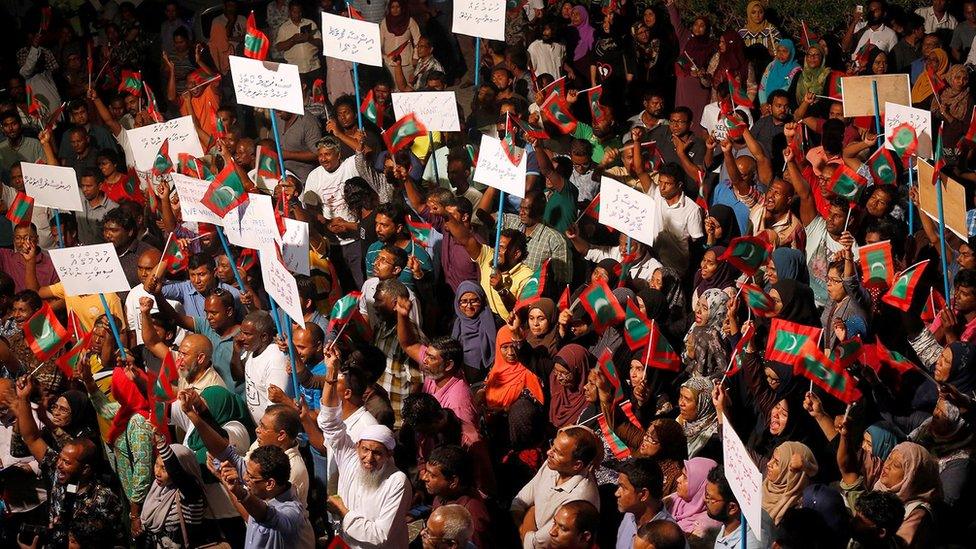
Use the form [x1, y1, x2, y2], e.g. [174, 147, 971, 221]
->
[0, 0, 974, 548]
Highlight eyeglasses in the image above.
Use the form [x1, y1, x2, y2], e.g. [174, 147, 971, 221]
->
[420, 527, 459, 548]
[458, 298, 481, 307]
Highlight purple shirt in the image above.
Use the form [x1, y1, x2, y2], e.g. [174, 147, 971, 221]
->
[0, 249, 58, 292]
[421, 207, 482, 293]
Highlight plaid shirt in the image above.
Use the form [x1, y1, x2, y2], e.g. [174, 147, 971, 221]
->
[502, 214, 572, 286]
[372, 318, 421, 428]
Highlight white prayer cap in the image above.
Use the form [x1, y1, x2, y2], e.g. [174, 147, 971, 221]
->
[355, 424, 396, 451]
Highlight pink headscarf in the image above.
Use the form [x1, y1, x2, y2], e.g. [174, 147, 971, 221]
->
[668, 457, 723, 535]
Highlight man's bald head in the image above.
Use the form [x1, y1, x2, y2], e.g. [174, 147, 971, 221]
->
[137, 248, 163, 284]
[178, 333, 213, 379]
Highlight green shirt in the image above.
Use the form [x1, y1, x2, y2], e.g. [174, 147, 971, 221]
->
[572, 122, 623, 164]
[543, 183, 578, 233]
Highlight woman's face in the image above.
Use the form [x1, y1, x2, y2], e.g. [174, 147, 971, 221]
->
[154, 454, 171, 485]
[951, 70, 969, 90]
[676, 467, 690, 501]
[678, 387, 698, 421]
[591, 266, 611, 284]
[527, 307, 550, 337]
[766, 450, 781, 479]
[764, 366, 782, 391]
[98, 157, 117, 177]
[554, 362, 575, 387]
[872, 54, 887, 75]
[214, 255, 234, 284]
[775, 44, 790, 63]
[50, 396, 72, 428]
[458, 292, 482, 319]
[389, 0, 402, 16]
[500, 338, 519, 364]
[935, 346, 953, 382]
[584, 368, 600, 402]
[642, 8, 656, 27]
[691, 18, 707, 37]
[570, 9, 583, 26]
[880, 449, 904, 488]
[769, 288, 784, 316]
[650, 269, 664, 290]
[769, 399, 789, 435]
[694, 296, 711, 327]
[718, 39, 728, 53]
[827, 267, 846, 302]
[561, 2, 573, 19]
[629, 359, 649, 403]
[639, 424, 661, 456]
[699, 250, 719, 280]
[765, 260, 779, 286]
[749, 3, 765, 24]
[806, 48, 823, 68]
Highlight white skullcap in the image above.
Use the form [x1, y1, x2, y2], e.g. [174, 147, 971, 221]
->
[355, 424, 396, 451]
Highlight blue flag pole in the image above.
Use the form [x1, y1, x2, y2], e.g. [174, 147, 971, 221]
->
[268, 108, 289, 179]
[53, 209, 64, 248]
[492, 191, 505, 269]
[98, 293, 126, 360]
[474, 38, 481, 87]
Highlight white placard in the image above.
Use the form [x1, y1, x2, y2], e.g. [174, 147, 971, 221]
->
[598, 177, 661, 247]
[21, 163, 84, 211]
[126, 116, 205, 172]
[228, 55, 305, 115]
[171, 174, 225, 226]
[321, 12, 382, 67]
[223, 194, 283, 250]
[392, 92, 460, 132]
[282, 218, 310, 276]
[472, 135, 526, 198]
[884, 101, 933, 160]
[260, 244, 305, 328]
[453, 0, 506, 40]
[721, 413, 763, 544]
[48, 243, 131, 296]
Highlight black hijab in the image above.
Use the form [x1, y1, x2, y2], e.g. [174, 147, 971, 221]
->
[772, 280, 820, 327]
[709, 204, 741, 247]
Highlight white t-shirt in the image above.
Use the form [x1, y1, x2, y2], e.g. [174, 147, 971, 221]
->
[124, 283, 185, 345]
[527, 40, 566, 80]
[302, 156, 359, 245]
[854, 25, 898, 53]
[359, 277, 422, 327]
[916, 6, 957, 34]
[700, 102, 754, 145]
[243, 344, 291, 423]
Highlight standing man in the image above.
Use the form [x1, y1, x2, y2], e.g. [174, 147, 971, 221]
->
[615, 458, 677, 547]
[240, 311, 290, 423]
[704, 465, 761, 549]
[76, 168, 118, 245]
[275, 1, 321, 86]
[102, 207, 159, 293]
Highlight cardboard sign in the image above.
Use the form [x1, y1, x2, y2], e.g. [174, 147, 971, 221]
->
[229, 55, 305, 115]
[260, 243, 305, 328]
[392, 91, 461, 132]
[281, 218, 310, 276]
[721, 413, 763, 544]
[598, 177, 661, 247]
[917, 158, 968, 240]
[321, 12, 382, 67]
[171, 174, 226, 226]
[223, 194, 283, 250]
[841, 74, 911, 118]
[21, 162, 84, 211]
[472, 135, 526, 198]
[453, 0, 506, 40]
[884, 102, 933, 160]
[126, 116, 205, 172]
[49, 243, 131, 296]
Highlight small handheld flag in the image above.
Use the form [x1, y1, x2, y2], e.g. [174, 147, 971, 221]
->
[243, 12, 270, 60]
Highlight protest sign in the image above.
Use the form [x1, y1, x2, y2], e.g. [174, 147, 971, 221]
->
[21, 162, 83, 211]
[171, 174, 226, 226]
[884, 102, 933, 159]
[228, 55, 304, 115]
[472, 135, 526, 198]
[721, 413, 763, 544]
[260, 243, 305, 328]
[917, 158, 967, 239]
[391, 92, 461, 132]
[48, 243, 131, 296]
[598, 177, 661, 247]
[840, 74, 911, 118]
[321, 12, 382, 67]
[453, 0, 506, 40]
[127, 116, 205, 172]
[281, 218, 310, 276]
[223, 194, 283, 250]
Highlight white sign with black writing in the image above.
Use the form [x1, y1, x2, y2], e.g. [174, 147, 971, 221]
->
[884, 101, 933, 160]
[453, 0, 506, 40]
[171, 174, 225, 226]
[721, 412, 763, 544]
[260, 243, 305, 328]
[281, 218, 310, 276]
[229, 55, 305, 115]
[472, 135, 526, 198]
[223, 194, 283, 250]
[21, 162, 84, 211]
[126, 116, 205, 172]
[392, 92, 460, 132]
[49, 243, 131, 296]
[598, 177, 661, 247]
[321, 12, 383, 67]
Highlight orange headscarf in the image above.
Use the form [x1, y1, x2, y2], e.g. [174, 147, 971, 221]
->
[484, 326, 545, 410]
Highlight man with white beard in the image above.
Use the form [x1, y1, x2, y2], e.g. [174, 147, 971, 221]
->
[319, 345, 411, 548]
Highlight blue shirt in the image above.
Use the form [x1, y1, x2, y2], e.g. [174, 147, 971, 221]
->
[193, 317, 241, 393]
[162, 281, 244, 319]
[299, 360, 327, 410]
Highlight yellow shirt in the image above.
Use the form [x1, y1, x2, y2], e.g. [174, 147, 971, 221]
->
[47, 283, 128, 334]
[476, 244, 532, 321]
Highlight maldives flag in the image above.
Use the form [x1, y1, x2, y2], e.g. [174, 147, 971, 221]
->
[43, 101, 67, 131]
[719, 235, 773, 276]
[882, 259, 929, 311]
[853, 41, 873, 72]
[515, 259, 551, 312]
[766, 318, 823, 366]
[648, 321, 681, 372]
[511, 113, 549, 140]
[311, 79, 326, 104]
[55, 331, 93, 379]
[25, 85, 42, 118]
[178, 153, 213, 180]
[723, 111, 749, 140]
[237, 248, 258, 272]
[360, 90, 385, 129]
[582, 194, 600, 220]
[858, 240, 894, 288]
[383, 113, 426, 154]
[540, 76, 567, 99]
[801, 20, 819, 49]
[921, 288, 946, 323]
[726, 322, 756, 377]
[118, 69, 143, 95]
[827, 71, 845, 100]
[201, 161, 248, 217]
[932, 123, 945, 186]
[580, 279, 625, 333]
[830, 336, 864, 369]
[827, 163, 868, 202]
[406, 215, 432, 245]
[541, 92, 578, 135]
[328, 291, 363, 331]
[725, 71, 753, 109]
[861, 339, 916, 376]
[152, 139, 174, 177]
[162, 235, 188, 274]
[211, 104, 227, 139]
[797, 338, 862, 404]
[5, 192, 33, 227]
[501, 116, 524, 165]
[623, 298, 652, 351]
[347, 5, 365, 19]
[740, 282, 777, 317]
[598, 349, 625, 403]
[926, 64, 947, 96]
[243, 11, 270, 60]
[961, 107, 976, 146]
[256, 145, 281, 182]
[23, 304, 70, 362]
[597, 415, 631, 459]
[589, 86, 608, 125]
[888, 123, 918, 164]
[867, 146, 897, 186]
[558, 285, 570, 310]
[143, 82, 164, 123]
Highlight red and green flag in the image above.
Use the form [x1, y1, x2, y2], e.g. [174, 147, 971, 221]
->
[867, 146, 898, 186]
[647, 321, 681, 372]
[406, 215, 432, 245]
[598, 348, 625, 403]
[921, 288, 946, 323]
[347, 5, 365, 19]
[766, 318, 823, 366]
[511, 113, 549, 140]
[861, 339, 916, 377]
[558, 285, 570, 310]
[801, 20, 819, 49]
[256, 145, 281, 184]
[243, 11, 270, 60]
[118, 69, 143, 95]
[502, 114, 524, 166]
[541, 92, 578, 135]
[597, 415, 631, 459]
[797, 338, 862, 404]
[828, 71, 845, 100]
[152, 139, 174, 177]
[178, 153, 214, 180]
[580, 279, 625, 333]
[25, 85, 42, 118]
[55, 330, 93, 379]
[311, 78, 326, 104]
[827, 163, 868, 202]
[725, 322, 756, 377]
[237, 248, 258, 272]
[926, 63, 947, 96]
[44, 101, 66, 131]
[23, 304, 70, 362]
[5, 192, 33, 227]
[961, 107, 976, 146]
[162, 235, 188, 274]
[882, 259, 929, 311]
[888, 123, 918, 164]
[623, 298, 652, 351]
[360, 90, 385, 129]
[858, 240, 894, 288]
[725, 71, 753, 109]
[144, 83, 164, 123]
[830, 336, 864, 369]
[932, 122, 945, 186]
[719, 235, 773, 276]
[328, 291, 363, 331]
[201, 161, 248, 217]
[154, 352, 180, 403]
[383, 113, 426, 154]
[853, 41, 873, 73]
[515, 259, 551, 312]
[588, 86, 608, 126]
[210, 103, 227, 139]
[582, 194, 600, 220]
[539, 76, 566, 99]
[740, 282, 777, 317]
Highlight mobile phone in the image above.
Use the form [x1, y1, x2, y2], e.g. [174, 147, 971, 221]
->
[300, 24, 312, 34]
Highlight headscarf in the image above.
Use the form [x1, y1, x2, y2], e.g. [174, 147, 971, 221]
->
[383, 0, 411, 36]
[761, 39, 800, 102]
[590, 288, 635, 360]
[140, 444, 204, 533]
[715, 31, 749, 85]
[909, 400, 974, 458]
[58, 389, 98, 439]
[548, 344, 592, 429]
[187, 386, 254, 464]
[596, 258, 621, 289]
[762, 441, 818, 524]
[772, 279, 820, 327]
[866, 48, 888, 75]
[451, 281, 497, 371]
[649, 418, 689, 495]
[694, 247, 737, 295]
[684, 17, 717, 69]
[572, 6, 595, 61]
[678, 376, 718, 457]
[796, 43, 830, 102]
[943, 341, 976, 393]
[770, 249, 809, 286]
[911, 48, 949, 103]
[873, 442, 942, 503]
[940, 64, 970, 121]
[708, 205, 741, 248]
[743, 0, 769, 34]
[526, 299, 560, 357]
[864, 423, 899, 485]
[485, 326, 545, 409]
[106, 367, 152, 445]
[684, 289, 731, 379]
[669, 457, 722, 534]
